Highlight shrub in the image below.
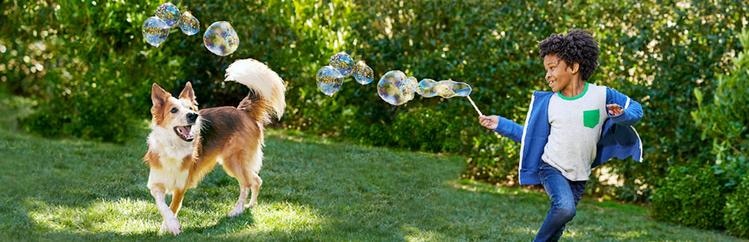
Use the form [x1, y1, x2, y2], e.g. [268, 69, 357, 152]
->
[691, 30, 749, 238]
[650, 165, 725, 229]
[725, 174, 749, 238]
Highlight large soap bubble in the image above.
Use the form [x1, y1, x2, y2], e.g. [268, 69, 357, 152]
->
[377, 70, 418, 106]
[203, 21, 239, 56]
[316, 66, 344, 96]
[155, 2, 180, 28]
[142, 17, 170, 47]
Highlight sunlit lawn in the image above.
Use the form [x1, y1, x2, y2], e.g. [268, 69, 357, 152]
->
[0, 96, 743, 241]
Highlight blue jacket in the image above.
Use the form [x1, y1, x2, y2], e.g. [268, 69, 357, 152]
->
[493, 88, 644, 185]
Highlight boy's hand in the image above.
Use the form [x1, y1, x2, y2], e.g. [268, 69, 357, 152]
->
[606, 103, 623, 117]
[479, 115, 499, 130]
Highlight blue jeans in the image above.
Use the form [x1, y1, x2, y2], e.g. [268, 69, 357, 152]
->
[533, 162, 587, 242]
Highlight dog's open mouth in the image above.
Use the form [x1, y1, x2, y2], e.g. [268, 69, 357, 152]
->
[174, 125, 194, 142]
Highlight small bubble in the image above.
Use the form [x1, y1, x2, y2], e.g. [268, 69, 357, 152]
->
[155, 2, 180, 28]
[329, 52, 354, 76]
[352, 61, 373, 85]
[179, 11, 200, 36]
[142, 17, 170, 47]
[316, 66, 344, 96]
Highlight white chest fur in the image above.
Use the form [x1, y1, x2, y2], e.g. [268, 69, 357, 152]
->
[146, 127, 195, 192]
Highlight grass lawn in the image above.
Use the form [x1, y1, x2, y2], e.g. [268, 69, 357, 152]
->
[0, 98, 743, 241]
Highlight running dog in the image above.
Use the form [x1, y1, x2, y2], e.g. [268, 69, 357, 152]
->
[144, 58, 285, 235]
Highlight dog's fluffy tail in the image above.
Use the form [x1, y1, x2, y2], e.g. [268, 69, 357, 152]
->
[225, 58, 286, 124]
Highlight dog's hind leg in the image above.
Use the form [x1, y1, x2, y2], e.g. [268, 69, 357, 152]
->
[224, 154, 251, 217]
[228, 185, 249, 217]
[247, 171, 262, 208]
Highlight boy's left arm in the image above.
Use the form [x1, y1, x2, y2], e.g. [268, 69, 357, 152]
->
[606, 87, 644, 126]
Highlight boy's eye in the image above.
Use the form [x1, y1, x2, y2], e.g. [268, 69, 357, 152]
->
[170, 107, 178, 113]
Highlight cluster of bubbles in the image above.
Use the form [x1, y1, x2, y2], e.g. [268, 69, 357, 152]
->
[377, 71, 473, 106]
[142, 2, 239, 56]
[316, 52, 374, 96]
[142, 3, 199, 47]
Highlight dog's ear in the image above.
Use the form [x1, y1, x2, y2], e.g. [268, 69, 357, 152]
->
[151, 83, 170, 107]
[179, 82, 198, 106]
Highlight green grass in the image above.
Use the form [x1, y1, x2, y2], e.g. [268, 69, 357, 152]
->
[0, 100, 744, 241]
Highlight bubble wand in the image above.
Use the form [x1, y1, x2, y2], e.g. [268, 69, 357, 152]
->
[466, 96, 483, 116]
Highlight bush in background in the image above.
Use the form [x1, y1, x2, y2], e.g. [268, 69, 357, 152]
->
[725, 175, 749, 238]
[650, 164, 725, 229]
[691, 30, 749, 238]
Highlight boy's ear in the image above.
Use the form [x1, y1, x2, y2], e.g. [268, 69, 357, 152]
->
[179, 82, 198, 106]
[151, 83, 170, 107]
[569, 62, 580, 75]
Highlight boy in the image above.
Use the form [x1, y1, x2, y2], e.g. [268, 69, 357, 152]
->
[478, 29, 643, 241]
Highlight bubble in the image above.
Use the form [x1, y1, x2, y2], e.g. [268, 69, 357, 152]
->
[142, 17, 170, 47]
[377, 70, 418, 106]
[203, 21, 239, 56]
[450, 81, 472, 97]
[329, 52, 354, 77]
[155, 2, 180, 28]
[179, 11, 200, 36]
[417, 79, 438, 97]
[316, 66, 344, 96]
[433, 81, 456, 98]
[352, 61, 374, 85]
[415, 79, 473, 98]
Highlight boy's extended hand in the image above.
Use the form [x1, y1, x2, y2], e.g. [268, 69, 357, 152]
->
[479, 115, 499, 130]
[606, 103, 623, 117]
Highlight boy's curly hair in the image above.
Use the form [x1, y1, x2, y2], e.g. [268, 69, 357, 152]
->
[539, 29, 599, 81]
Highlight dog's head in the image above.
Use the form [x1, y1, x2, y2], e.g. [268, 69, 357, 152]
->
[150, 82, 199, 142]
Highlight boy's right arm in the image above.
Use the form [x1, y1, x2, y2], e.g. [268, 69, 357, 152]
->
[479, 115, 523, 143]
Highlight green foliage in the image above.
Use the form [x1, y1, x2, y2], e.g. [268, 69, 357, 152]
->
[650, 165, 725, 229]
[689, 30, 749, 238]
[725, 175, 749, 238]
[1, 1, 185, 142]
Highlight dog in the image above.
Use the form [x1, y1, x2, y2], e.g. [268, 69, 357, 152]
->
[144, 58, 285, 235]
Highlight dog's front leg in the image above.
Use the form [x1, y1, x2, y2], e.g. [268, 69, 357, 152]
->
[150, 186, 181, 235]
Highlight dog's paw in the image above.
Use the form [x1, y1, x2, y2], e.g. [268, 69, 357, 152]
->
[160, 218, 182, 235]
[228, 204, 245, 217]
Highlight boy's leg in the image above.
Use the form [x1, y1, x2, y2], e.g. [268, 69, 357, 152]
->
[549, 180, 587, 240]
[534, 162, 580, 242]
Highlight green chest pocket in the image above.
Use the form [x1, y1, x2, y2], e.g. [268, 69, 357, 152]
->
[583, 109, 600, 128]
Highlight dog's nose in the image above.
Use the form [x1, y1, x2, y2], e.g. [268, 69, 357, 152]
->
[187, 112, 198, 123]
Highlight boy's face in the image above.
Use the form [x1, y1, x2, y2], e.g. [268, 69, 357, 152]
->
[543, 54, 578, 93]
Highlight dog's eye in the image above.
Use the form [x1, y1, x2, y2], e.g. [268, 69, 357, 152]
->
[170, 107, 178, 113]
